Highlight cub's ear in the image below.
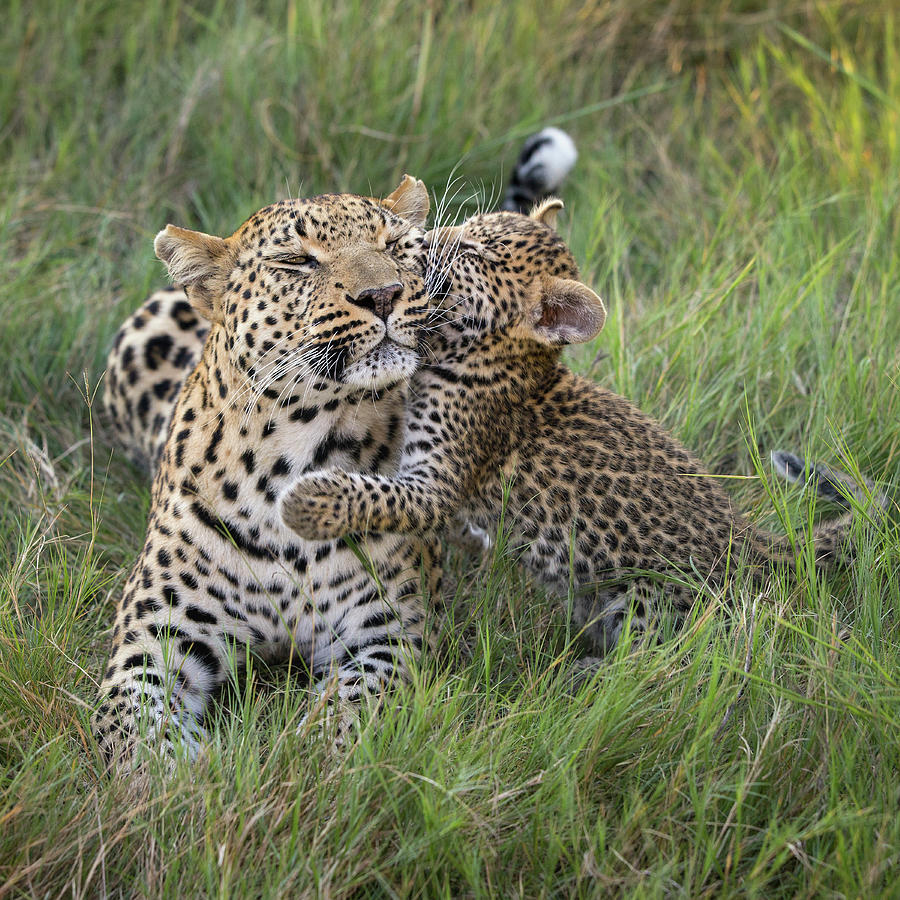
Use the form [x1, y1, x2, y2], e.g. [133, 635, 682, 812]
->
[154, 225, 233, 323]
[383, 175, 430, 226]
[530, 198, 563, 230]
[529, 276, 606, 345]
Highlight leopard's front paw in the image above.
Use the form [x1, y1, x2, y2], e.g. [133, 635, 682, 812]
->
[281, 470, 355, 540]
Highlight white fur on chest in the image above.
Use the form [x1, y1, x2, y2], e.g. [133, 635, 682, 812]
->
[169, 399, 412, 667]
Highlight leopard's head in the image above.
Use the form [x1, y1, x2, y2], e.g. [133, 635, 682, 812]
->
[154, 176, 430, 397]
[424, 199, 606, 351]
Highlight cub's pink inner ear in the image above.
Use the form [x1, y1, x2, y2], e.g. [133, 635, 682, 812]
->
[383, 175, 430, 226]
[154, 225, 232, 323]
[532, 277, 607, 345]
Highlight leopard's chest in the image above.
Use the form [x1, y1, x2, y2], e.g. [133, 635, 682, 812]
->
[170, 518, 407, 665]
[145, 394, 417, 665]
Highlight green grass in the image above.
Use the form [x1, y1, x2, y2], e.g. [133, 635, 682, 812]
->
[1, 1, 899, 896]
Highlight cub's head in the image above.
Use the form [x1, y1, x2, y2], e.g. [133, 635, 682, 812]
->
[424, 199, 605, 351]
[154, 176, 430, 395]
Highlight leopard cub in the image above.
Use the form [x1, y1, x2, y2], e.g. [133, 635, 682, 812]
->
[281, 200, 883, 657]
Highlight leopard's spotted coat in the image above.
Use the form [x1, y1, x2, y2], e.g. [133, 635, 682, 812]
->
[94, 178, 441, 772]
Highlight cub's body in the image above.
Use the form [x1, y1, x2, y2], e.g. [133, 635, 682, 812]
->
[283, 205, 870, 655]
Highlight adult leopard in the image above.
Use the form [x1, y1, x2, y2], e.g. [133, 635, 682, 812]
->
[93, 178, 441, 772]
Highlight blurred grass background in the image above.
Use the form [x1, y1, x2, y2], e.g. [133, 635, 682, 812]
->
[1, 1, 898, 896]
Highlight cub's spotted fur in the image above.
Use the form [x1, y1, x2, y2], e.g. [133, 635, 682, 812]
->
[281, 201, 884, 656]
[94, 178, 441, 772]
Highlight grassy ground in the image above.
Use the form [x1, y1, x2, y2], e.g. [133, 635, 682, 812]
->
[2, 1, 899, 896]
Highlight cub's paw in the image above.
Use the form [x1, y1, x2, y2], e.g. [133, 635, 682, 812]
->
[281, 470, 355, 540]
[447, 516, 493, 555]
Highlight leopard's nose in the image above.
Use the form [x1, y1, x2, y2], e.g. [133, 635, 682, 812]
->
[351, 282, 403, 321]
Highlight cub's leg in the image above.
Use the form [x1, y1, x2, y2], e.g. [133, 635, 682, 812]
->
[281, 469, 457, 540]
[572, 582, 649, 658]
[281, 378, 492, 541]
[571, 576, 695, 662]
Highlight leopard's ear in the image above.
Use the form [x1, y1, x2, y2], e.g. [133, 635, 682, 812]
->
[530, 198, 563, 230]
[154, 225, 233, 323]
[383, 175, 430, 226]
[529, 276, 606, 345]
